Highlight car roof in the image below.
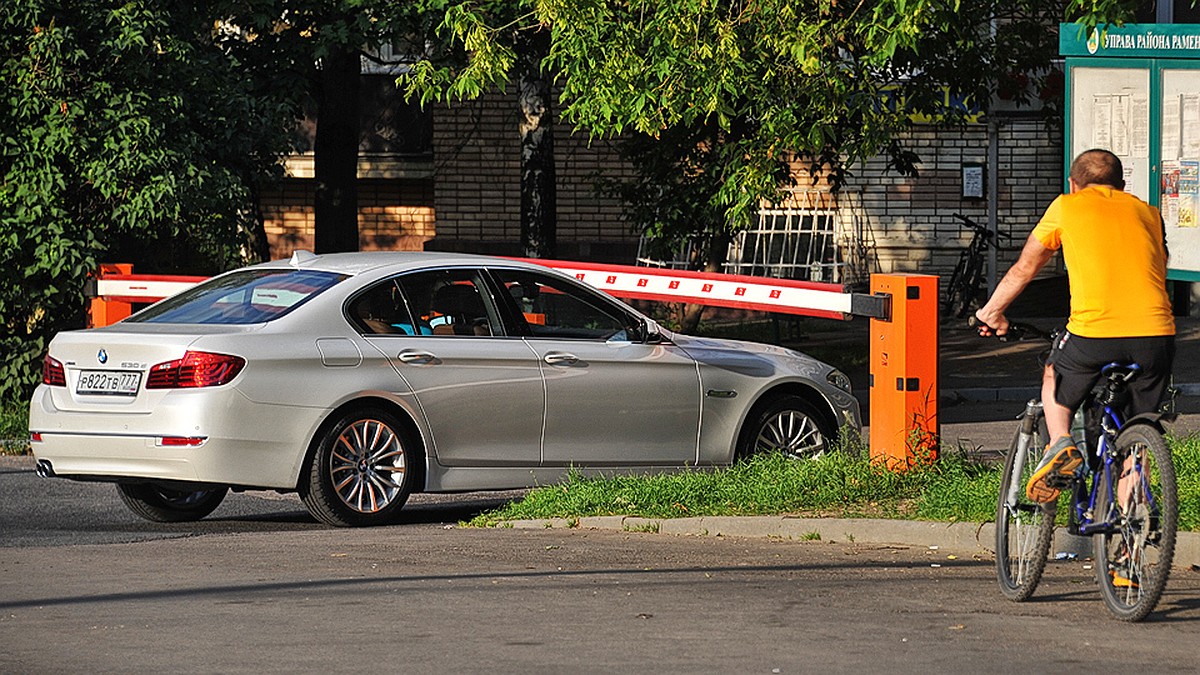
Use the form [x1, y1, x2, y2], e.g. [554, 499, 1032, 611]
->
[249, 250, 526, 277]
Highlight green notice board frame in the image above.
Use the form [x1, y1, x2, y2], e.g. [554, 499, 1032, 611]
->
[1061, 23, 1200, 281]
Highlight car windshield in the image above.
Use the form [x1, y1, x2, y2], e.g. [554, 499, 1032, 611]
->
[125, 269, 348, 325]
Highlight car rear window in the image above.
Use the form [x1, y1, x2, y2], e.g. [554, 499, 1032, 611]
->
[125, 269, 348, 325]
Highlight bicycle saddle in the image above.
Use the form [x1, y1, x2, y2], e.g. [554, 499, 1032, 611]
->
[1100, 362, 1140, 382]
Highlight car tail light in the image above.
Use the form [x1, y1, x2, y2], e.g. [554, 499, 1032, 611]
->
[146, 351, 245, 389]
[43, 355, 66, 387]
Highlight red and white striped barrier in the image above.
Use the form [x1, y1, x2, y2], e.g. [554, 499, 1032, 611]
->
[85, 256, 888, 327]
[90, 274, 208, 305]
[524, 259, 867, 320]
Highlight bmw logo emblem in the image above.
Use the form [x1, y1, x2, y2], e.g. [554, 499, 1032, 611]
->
[98, 349, 108, 364]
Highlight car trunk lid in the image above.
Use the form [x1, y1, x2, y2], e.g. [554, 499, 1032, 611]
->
[45, 324, 254, 413]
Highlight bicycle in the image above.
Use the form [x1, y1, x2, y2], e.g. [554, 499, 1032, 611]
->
[943, 213, 1009, 320]
[987, 321, 1178, 622]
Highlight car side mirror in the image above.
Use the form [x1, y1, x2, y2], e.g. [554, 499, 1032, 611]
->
[640, 319, 666, 344]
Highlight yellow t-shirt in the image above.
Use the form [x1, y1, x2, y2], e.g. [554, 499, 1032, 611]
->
[1032, 186, 1174, 338]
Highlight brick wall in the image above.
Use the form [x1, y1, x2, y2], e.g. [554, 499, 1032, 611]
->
[260, 176, 435, 259]
[840, 119, 1064, 284]
[428, 92, 639, 262]
[261, 94, 1064, 282]
[427, 94, 1065, 277]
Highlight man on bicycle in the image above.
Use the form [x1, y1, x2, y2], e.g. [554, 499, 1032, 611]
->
[974, 149, 1175, 503]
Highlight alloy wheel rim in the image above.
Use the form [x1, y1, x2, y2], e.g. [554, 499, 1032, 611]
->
[755, 410, 826, 459]
[330, 419, 407, 513]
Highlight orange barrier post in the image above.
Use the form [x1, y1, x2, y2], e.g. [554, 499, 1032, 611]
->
[84, 265, 207, 327]
[868, 274, 939, 469]
[87, 263, 133, 328]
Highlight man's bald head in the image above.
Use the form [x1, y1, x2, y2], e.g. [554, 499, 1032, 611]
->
[1070, 149, 1124, 190]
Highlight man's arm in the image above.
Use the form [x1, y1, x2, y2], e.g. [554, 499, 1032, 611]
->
[974, 234, 1055, 335]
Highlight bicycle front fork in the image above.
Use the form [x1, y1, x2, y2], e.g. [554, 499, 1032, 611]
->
[1004, 399, 1043, 510]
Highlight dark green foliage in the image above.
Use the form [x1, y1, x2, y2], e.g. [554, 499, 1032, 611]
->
[408, 1, 1111, 232]
[0, 1, 295, 404]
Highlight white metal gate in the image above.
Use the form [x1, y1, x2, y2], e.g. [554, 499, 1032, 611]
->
[637, 189, 860, 285]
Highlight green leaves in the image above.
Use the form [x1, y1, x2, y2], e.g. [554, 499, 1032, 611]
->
[1, 1, 294, 403]
[405, 0, 1042, 235]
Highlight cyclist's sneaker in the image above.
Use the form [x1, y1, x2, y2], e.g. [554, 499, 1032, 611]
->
[1111, 569, 1139, 589]
[1025, 436, 1084, 503]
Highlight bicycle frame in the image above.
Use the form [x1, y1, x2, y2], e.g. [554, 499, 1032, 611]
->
[1069, 381, 1158, 537]
[1001, 365, 1153, 536]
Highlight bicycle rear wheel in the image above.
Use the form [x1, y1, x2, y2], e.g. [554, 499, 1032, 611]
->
[1093, 424, 1177, 622]
[995, 417, 1056, 601]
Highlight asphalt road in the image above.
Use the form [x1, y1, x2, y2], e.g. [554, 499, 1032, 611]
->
[4, 457, 1200, 674]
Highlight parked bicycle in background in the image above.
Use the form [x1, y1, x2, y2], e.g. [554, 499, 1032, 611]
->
[943, 213, 1010, 319]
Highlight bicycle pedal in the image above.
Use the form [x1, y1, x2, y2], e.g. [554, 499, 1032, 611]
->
[1110, 570, 1139, 589]
[1045, 474, 1074, 489]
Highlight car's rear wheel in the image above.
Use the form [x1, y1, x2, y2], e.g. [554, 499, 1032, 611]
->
[301, 407, 416, 527]
[736, 395, 836, 461]
[117, 483, 229, 522]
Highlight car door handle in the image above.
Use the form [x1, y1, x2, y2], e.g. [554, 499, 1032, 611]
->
[397, 349, 438, 364]
[543, 352, 579, 366]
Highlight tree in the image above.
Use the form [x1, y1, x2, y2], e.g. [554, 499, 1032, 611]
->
[412, 1, 1079, 221]
[312, 42, 363, 253]
[0, 1, 294, 403]
[218, 1, 454, 254]
[597, 120, 747, 331]
[408, 1, 1145, 216]
[515, 24, 556, 258]
[408, 1, 1140, 330]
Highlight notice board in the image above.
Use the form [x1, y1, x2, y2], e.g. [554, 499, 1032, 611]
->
[1062, 23, 1200, 280]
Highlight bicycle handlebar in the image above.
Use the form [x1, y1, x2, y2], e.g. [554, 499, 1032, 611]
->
[967, 315, 1052, 342]
[953, 213, 1013, 240]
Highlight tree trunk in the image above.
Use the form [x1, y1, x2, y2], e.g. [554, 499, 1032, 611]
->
[678, 230, 731, 333]
[516, 27, 556, 259]
[313, 45, 361, 254]
[244, 182, 271, 263]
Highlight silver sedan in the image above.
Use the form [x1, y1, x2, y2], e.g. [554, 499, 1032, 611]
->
[29, 251, 861, 526]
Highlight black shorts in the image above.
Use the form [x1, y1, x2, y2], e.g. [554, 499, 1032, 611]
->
[1046, 331, 1175, 415]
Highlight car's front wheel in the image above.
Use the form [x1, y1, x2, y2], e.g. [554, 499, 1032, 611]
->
[301, 408, 417, 527]
[117, 483, 229, 522]
[737, 395, 836, 461]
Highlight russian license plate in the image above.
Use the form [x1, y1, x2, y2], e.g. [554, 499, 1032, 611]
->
[76, 370, 142, 396]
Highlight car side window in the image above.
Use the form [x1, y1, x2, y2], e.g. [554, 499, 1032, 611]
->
[347, 280, 418, 335]
[395, 269, 502, 337]
[492, 269, 637, 341]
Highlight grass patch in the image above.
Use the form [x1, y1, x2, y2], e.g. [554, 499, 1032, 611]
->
[1171, 434, 1200, 532]
[1, 402, 29, 456]
[469, 450, 981, 527]
[467, 436, 1200, 532]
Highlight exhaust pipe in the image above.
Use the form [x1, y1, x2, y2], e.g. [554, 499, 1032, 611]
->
[35, 459, 55, 478]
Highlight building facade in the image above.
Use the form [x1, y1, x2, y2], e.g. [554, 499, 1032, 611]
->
[260, 88, 1065, 295]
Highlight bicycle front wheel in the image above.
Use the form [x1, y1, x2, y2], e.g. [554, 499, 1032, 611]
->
[943, 257, 973, 319]
[1093, 423, 1177, 622]
[995, 419, 1056, 601]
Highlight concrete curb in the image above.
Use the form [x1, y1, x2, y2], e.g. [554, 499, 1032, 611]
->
[504, 515, 1200, 571]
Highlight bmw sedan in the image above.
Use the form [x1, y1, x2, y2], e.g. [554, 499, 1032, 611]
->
[29, 251, 861, 526]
